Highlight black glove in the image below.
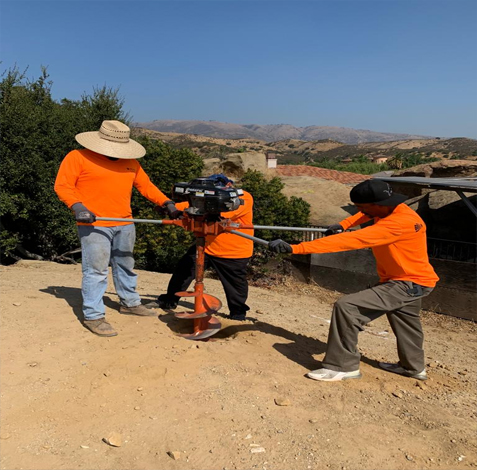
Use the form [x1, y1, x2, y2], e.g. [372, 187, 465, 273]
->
[268, 239, 292, 254]
[71, 203, 96, 223]
[162, 201, 183, 220]
[324, 224, 344, 237]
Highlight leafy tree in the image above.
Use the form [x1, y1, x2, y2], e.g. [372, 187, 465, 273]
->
[388, 152, 440, 169]
[387, 154, 404, 169]
[79, 86, 131, 130]
[1, 67, 76, 262]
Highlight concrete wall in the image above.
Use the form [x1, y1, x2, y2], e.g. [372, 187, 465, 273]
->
[291, 251, 477, 321]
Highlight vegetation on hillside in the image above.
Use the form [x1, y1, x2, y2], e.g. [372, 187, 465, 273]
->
[306, 153, 441, 175]
[277, 140, 476, 167]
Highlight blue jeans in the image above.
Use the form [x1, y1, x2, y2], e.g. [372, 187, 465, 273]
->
[78, 224, 141, 320]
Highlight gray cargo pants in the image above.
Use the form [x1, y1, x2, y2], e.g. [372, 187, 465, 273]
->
[322, 280, 433, 374]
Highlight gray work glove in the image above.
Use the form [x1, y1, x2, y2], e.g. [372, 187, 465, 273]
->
[224, 198, 243, 211]
[268, 239, 292, 254]
[324, 224, 344, 237]
[71, 203, 96, 223]
[162, 200, 183, 220]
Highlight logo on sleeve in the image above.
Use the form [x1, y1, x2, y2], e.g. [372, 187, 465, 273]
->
[414, 223, 423, 232]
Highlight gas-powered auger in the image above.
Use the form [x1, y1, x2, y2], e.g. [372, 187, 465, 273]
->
[97, 177, 327, 340]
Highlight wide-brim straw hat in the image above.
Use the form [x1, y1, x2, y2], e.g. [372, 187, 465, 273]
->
[75, 120, 146, 159]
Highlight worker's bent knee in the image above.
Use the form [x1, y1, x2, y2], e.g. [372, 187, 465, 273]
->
[334, 296, 354, 312]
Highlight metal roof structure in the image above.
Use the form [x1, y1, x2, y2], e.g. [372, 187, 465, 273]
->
[373, 176, 477, 192]
[373, 176, 477, 217]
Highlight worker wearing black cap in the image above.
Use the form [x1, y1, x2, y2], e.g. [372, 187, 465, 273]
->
[268, 179, 439, 382]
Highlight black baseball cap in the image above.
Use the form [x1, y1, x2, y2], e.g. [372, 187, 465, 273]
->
[350, 179, 408, 206]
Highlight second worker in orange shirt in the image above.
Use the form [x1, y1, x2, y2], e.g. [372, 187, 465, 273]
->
[148, 174, 254, 321]
[268, 179, 439, 382]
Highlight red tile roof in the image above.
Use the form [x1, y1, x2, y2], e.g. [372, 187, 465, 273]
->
[275, 165, 370, 185]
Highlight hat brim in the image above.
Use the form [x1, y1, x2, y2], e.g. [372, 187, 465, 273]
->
[373, 193, 408, 206]
[75, 131, 146, 159]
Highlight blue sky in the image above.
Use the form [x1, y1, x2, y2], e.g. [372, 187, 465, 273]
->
[1, 0, 476, 138]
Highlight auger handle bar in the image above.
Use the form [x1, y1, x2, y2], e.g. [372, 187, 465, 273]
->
[95, 217, 328, 247]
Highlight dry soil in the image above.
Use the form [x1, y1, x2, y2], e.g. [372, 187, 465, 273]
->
[1, 260, 476, 470]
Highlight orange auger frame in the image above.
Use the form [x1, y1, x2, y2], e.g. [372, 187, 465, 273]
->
[165, 215, 228, 340]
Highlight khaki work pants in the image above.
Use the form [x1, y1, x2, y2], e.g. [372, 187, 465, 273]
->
[322, 280, 433, 373]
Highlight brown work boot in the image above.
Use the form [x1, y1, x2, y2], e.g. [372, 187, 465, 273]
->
[120, 303, 157, 317]
[83, 319, 118, 337]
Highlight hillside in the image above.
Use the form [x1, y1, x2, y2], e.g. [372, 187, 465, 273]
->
[1, 260, 476, 470]
[132, 128, 477, 165]
[135, 120, 435, 144]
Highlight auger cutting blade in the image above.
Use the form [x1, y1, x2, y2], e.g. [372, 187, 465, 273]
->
[202, 293, 222, 312]
[175, 290, 199, 297]
[174, 293, 222, 320]
[178, 316, 221, 341]
[175, 311, 208, 320]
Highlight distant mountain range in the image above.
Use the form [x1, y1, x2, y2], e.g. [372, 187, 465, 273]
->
[134, 119, 436, 144]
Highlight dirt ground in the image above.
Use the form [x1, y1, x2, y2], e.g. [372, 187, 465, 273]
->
[1, 260, 476, 470]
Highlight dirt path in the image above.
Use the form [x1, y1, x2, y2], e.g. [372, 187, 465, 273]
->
[1, 261, 476, 470]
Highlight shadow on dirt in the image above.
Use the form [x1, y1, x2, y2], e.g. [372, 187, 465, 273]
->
[40, 286, 167, 321]
[41, 285, 378, 372]
[158, 310, 334, 371]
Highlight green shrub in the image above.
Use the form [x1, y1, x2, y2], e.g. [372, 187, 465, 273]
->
[309, 159, 388, 175]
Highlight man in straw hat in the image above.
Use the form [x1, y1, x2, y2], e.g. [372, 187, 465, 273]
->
[268, 179, 439, 382]
[55, 120, 183, 337]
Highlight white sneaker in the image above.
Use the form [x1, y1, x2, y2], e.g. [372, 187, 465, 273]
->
[379, 362, 427, 381]
[306, 368, 362, 382]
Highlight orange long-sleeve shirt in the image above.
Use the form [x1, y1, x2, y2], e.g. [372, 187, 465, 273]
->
[176, 190, 254, 258]
[292, 204, 439, 287]
[54, 149, 169, 227]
